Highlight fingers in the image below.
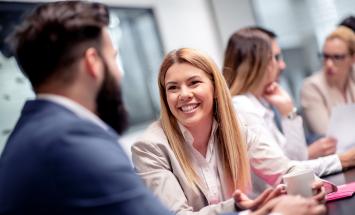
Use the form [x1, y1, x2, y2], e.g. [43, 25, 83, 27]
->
[263, 184, 286, 203]
[264, 82, 278, 94]
[312, 179, 324, 190]
[313, 186, 326, 203]
[306, 199, 327, 215]
[233, 189, 244, 202]
[311, 204, 327, 215]
[275, 184, 287, 195]
[310, 179, 326, 203]
[249, 197, 280, 215]
[264, 195, 326, 215]
[234, 187, 287, 211]
[324, 136, 337, 144]
[249, 188, 274, 210]
[309, 137, 337, 158]
[233, 189, 253, 210]
[324, 138, 337, 154]
[314, 138, 336, 156]
[325, 148, 336, 156]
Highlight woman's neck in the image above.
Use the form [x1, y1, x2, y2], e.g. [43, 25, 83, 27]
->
[328, 72, 350, 100]
[251, 89, 263, 100]
[187, 117, 213, 157]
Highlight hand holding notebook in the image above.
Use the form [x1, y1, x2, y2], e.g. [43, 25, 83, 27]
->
[326, 182, 355, 202]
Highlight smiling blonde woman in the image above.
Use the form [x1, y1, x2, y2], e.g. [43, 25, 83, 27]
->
[131, 48, 314, 215]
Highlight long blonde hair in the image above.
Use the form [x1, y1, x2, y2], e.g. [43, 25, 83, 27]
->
[223, 28, 273, 95]
[158, 48, 251, 192]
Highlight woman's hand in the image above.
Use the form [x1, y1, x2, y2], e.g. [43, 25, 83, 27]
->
[308, 137, 337, 159]
[233, 184, 286, 210]
[312, 179, 326, 203]
[250, 195, 326, 215]
[263, 82, 294, 116]
[339, 148, 355, 170]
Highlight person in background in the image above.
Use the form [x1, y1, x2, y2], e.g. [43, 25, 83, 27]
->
[301, 26, 355, 136]
[246, 26, 338, 160]
[0, 1, 173, 214]
[223, 27, 355, 180]
[132, 47, 325, 215]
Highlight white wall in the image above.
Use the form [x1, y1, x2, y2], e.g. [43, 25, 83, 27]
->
[106, 0, 257, 66]
[105, 0, 223, 65]
[211, 0, 256, 49]
[5, 0, 223, 64]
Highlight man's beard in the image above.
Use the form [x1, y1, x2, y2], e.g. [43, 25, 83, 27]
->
[96, 63, 129, 135]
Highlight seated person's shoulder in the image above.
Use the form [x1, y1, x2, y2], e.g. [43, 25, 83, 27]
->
[44, 120, 142, 202]
[302, 71, 324, 87]
[52, 119, 122, 156]
[301, 71, 329, 98]
[233, 95, 259, 112]
[232, 95, 264, 122]
[135, 121, 169, 146]
[131, 121, 172, 164]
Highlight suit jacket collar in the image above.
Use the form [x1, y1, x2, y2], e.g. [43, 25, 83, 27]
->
[23, 99, 118, 139]
[37, 94, 109, 131]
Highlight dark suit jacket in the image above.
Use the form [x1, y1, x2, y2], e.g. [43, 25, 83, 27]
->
[0, 99, 172, 215]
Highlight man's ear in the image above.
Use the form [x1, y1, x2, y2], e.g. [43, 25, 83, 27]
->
[83, 47, 103, 80]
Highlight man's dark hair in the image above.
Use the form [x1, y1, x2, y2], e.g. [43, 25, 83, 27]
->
[8, 1, 109, 89]
[339, 15, 355, 32]
[247, 26, 277, 39]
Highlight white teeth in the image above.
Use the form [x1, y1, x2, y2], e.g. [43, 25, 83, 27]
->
[180, 104, 198, 113]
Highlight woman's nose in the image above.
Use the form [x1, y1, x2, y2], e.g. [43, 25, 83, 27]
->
[324, 58, 334, 68]
[278, 59, 286, 71]
[178, 86, 193, 101]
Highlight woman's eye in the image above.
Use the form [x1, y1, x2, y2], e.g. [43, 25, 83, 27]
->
[167, 86, 177, 91]
[191, 80, 201, 85]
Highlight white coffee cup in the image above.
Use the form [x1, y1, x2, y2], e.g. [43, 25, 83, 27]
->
[282, 169, 315, 197]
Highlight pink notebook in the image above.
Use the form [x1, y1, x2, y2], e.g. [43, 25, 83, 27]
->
[326, 182, 355, 202]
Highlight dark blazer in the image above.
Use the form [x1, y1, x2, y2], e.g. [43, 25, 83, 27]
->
[0, 99, 172, 215]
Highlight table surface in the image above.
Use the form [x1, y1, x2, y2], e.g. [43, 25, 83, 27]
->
[323, 168, 355, 215]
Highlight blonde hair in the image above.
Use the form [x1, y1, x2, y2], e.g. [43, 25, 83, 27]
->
[223, 28, 273, 95]
[158, 48, 251, 192]
[326, 26, 355, 55]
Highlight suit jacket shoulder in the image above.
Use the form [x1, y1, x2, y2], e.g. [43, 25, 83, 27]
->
[302, 71, 327, 95]
[0, 100, 172, 215]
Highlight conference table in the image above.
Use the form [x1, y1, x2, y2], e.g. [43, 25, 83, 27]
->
[323, 167, 355, 215]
